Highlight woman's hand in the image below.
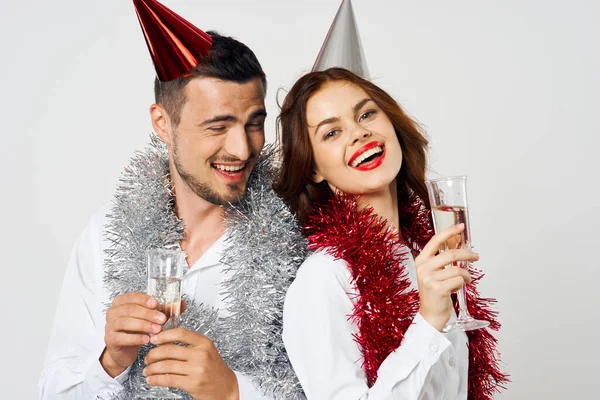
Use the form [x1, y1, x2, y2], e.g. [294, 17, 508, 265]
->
[414, 224, 479, 331]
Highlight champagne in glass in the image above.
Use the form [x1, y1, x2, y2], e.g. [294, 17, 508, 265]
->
[136, 249, 186, 400]
[147, 276, 182, 330]
[426, 176, 489, 332]
[431, 205, 468, 256]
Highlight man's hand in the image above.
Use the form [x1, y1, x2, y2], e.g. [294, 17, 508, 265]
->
[100, 293, 167, 377]
[143, 328, 239, 400]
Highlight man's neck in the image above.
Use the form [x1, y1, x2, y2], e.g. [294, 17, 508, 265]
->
[171, 170, 226, 268]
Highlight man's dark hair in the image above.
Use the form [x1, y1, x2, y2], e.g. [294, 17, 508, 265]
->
[154, 31, 267, 125]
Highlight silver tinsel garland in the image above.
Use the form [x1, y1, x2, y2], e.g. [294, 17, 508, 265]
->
[102, 135, 307, 399]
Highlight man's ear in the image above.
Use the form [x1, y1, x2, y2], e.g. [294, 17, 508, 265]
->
[150, 104, 172, 145]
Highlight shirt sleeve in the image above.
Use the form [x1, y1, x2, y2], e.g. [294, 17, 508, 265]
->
[39, 208, 128, 399]
[234, 371, 274, 400]
[282, 251, 464, 400]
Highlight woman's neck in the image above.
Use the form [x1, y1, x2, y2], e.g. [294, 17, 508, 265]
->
[356, 181, 400, 234]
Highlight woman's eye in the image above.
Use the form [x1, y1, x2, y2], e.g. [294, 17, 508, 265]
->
[359, 110, 376, 122]
[324, 129, 340, 140]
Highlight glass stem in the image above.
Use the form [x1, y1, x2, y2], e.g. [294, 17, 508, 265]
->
[457, 287, 470, 319]
[456, 261, 471, 320]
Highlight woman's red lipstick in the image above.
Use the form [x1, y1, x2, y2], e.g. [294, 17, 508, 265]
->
[348, 142, 385, 171]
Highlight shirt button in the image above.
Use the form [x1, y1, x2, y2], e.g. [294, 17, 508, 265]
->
[448, 357, 456, 368]
[429, 343, 439, 353]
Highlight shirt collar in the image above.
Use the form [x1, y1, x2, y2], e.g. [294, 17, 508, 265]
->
[182, 231, 229, 272]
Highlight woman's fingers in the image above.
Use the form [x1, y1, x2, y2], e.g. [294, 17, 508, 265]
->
[418, 249, 479, 273]
[417, 223, 465, 260]
[431, 266, 472, 284]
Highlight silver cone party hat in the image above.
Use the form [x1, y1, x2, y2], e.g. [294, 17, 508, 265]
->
[312, 0, 370, 79]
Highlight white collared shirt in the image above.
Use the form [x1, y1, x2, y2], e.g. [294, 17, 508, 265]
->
[39, 204, 268, 400]
[283, 249, 469, 400]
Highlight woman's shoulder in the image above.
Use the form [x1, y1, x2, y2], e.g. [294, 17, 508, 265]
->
[285, 249, 356, 316]
[290, 249, 353, 294]
[297, 248, 350, 278]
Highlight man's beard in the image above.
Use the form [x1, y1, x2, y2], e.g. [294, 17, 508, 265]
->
[172, 140, 251, 206]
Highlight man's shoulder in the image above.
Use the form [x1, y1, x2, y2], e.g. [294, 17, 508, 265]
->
[76, 203, 114, 249]
[86, 203, 114, 235]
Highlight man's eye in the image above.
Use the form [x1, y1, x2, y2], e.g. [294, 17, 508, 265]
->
[247, 122, 264, 131]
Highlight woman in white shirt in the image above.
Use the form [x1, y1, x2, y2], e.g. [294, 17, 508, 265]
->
[273, 68, 507, 400]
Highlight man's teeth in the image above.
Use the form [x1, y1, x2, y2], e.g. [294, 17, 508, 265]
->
[351, 146, 383, 167]
[214, 164, 244, 172]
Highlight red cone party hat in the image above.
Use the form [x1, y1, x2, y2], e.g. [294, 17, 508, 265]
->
[133, 0, 213, 81]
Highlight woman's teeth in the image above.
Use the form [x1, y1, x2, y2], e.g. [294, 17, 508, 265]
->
[351, 146, 383, 167]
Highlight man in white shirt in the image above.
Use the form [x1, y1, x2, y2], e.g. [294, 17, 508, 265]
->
[39, 2, 305, 399]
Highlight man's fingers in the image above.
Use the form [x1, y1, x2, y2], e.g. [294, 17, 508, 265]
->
[112, 292, 157, 308]
[146, 373, 187, 390]
[151, 328, 211, 347]
[105, 331, 150, 347]
[107, 304, 167, 325]
[143, 359, 188, 377]
[145, 343, 190, 364]
[108, 316, 163, 335]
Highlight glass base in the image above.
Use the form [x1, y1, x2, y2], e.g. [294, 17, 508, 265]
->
[135, 387, 183, 399]
[443, 316, 489, 333]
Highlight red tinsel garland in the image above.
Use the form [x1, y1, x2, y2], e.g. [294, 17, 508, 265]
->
[304, 193, 509, 399]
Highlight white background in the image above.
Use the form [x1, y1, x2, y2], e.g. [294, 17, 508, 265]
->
[1, 0, 598, 398]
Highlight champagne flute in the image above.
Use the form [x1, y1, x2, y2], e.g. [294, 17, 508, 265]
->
[425, 176, 489, 332]
[136, 249, 186, 399]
